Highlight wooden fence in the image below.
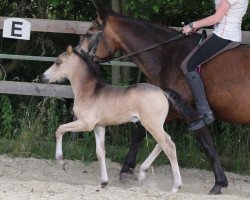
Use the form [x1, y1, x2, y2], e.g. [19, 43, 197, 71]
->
[0, 17, 250, 99]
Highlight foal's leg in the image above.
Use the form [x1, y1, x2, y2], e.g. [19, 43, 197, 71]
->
[55, 120, 84, 170]
[94, 126, 108, 188]
[150, 129, 182, 193]
[139, 143, 162, 181]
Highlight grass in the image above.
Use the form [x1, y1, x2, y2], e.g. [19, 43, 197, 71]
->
[0, 94, 249, 175]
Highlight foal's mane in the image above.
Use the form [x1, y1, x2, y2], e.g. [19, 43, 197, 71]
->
[73, 48, 101, 78]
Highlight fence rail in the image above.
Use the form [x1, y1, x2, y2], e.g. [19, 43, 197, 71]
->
[0, 81, 73, 98]
[0, 17, 249, 98]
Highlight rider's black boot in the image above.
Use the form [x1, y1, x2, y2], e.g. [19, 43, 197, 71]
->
[186, 71, 215, 127]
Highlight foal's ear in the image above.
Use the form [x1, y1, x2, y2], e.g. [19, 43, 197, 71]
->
[66, 46, 73, 55]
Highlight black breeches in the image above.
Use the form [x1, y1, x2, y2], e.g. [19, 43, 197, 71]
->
[181, 34, 239, 74]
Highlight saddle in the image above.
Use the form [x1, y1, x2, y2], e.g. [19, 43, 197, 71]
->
[199, 30, 207, 44]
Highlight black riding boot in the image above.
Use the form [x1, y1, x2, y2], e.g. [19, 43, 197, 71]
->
[186, 71, 214, 126]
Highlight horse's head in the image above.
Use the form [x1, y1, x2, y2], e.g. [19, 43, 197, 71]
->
[42, 46, 78, 83]
[79, 17, 120, 61]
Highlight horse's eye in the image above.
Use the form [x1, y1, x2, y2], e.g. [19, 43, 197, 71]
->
[86, 32, 92, 38]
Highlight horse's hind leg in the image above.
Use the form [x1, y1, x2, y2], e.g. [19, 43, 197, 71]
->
[120, 125, 146, 180]
[139, 143, 162, 181]
[150, 129, 182, 193]
[94, 126, 108, 188]
[195, 127, 228, 195]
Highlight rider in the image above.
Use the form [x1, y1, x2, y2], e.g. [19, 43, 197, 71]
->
[181, 0, 248, 130]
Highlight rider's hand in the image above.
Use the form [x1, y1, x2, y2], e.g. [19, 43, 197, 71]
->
[182, 25, 193, 35]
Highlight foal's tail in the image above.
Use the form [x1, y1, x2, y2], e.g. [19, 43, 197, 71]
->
[163, 88, 201, 121]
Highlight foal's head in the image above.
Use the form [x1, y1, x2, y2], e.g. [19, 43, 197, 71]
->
[42, 45, 101, 85]
[42, 46, 78, 83]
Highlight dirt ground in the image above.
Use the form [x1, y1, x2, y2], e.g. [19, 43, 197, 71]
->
[0, 155, 249, 200]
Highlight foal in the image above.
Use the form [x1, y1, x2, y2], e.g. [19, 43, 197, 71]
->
[42, 46, 182, 193]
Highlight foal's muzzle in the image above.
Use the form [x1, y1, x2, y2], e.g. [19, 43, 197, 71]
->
[41, 74, 49, 83]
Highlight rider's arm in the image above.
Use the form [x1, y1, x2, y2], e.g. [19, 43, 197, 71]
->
[182, 0, 231, 35]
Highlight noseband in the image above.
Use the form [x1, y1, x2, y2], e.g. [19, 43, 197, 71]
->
[84, 20, 114, 61]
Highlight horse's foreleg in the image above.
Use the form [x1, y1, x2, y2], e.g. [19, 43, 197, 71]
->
[94, 126, 108, 188]
[139, 143, 162, 181]
[194, 126, 228, 195]
[55, 120, 84, 171]
[120, 125, 146, 180]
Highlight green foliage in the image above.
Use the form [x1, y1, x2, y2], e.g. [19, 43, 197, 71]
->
[243, 3, 250, 30]
[0, 95, 14, 138]
[125, 0, 214, 26]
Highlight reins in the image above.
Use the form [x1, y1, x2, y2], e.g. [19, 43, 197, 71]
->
[96, 33, 185, 63]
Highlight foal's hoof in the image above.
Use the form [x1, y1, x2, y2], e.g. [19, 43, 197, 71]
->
[100, 181, 108, 188]
[62, 163, 68, 172]
[171, 184, 183, 193]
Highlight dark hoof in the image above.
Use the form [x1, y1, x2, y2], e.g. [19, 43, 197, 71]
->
[101, 181, 108, 188]
[62, 163, 68, 172]
[209, 185, 224, 195]
[119, 169, 134, 181]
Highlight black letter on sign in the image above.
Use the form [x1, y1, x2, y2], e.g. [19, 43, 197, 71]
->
[11, 21, 23, 37]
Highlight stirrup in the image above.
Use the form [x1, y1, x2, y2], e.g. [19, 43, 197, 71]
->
[203, 112, 214, 125]
[187, 118, 205, 131]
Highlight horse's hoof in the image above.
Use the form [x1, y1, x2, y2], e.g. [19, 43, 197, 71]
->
[209, 186, 223, 195]
[119, 169, 134, 181]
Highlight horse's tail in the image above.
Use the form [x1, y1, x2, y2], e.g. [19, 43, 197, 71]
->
[163, 88, 201, 121]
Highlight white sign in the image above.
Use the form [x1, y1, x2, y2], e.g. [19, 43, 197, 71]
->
[3, 18, 31, 40]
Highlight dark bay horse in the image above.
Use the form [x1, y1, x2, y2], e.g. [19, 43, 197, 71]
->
[79, 9, 250, 195]
[42, 45, 189, 192]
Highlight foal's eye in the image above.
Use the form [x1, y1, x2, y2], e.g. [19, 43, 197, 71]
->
[55, 60, 62, 65]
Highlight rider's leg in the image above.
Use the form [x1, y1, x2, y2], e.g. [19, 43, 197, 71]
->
[181, 34, 239, 128]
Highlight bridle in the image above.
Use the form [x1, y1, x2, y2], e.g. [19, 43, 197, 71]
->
[86, 31, 113, 62]
[80, 20, 185, 64]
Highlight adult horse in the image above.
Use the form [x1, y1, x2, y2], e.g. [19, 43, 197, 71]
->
[79, 7, 250, 195]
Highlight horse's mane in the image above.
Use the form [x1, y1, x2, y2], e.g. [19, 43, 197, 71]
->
[108, 12, 179, 37]
[105, 12, 201, 40]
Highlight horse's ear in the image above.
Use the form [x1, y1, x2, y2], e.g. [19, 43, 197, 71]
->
[91, 0, 106, 20]
[66, 46, 73, 55]
[91, 0, 111, 23]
